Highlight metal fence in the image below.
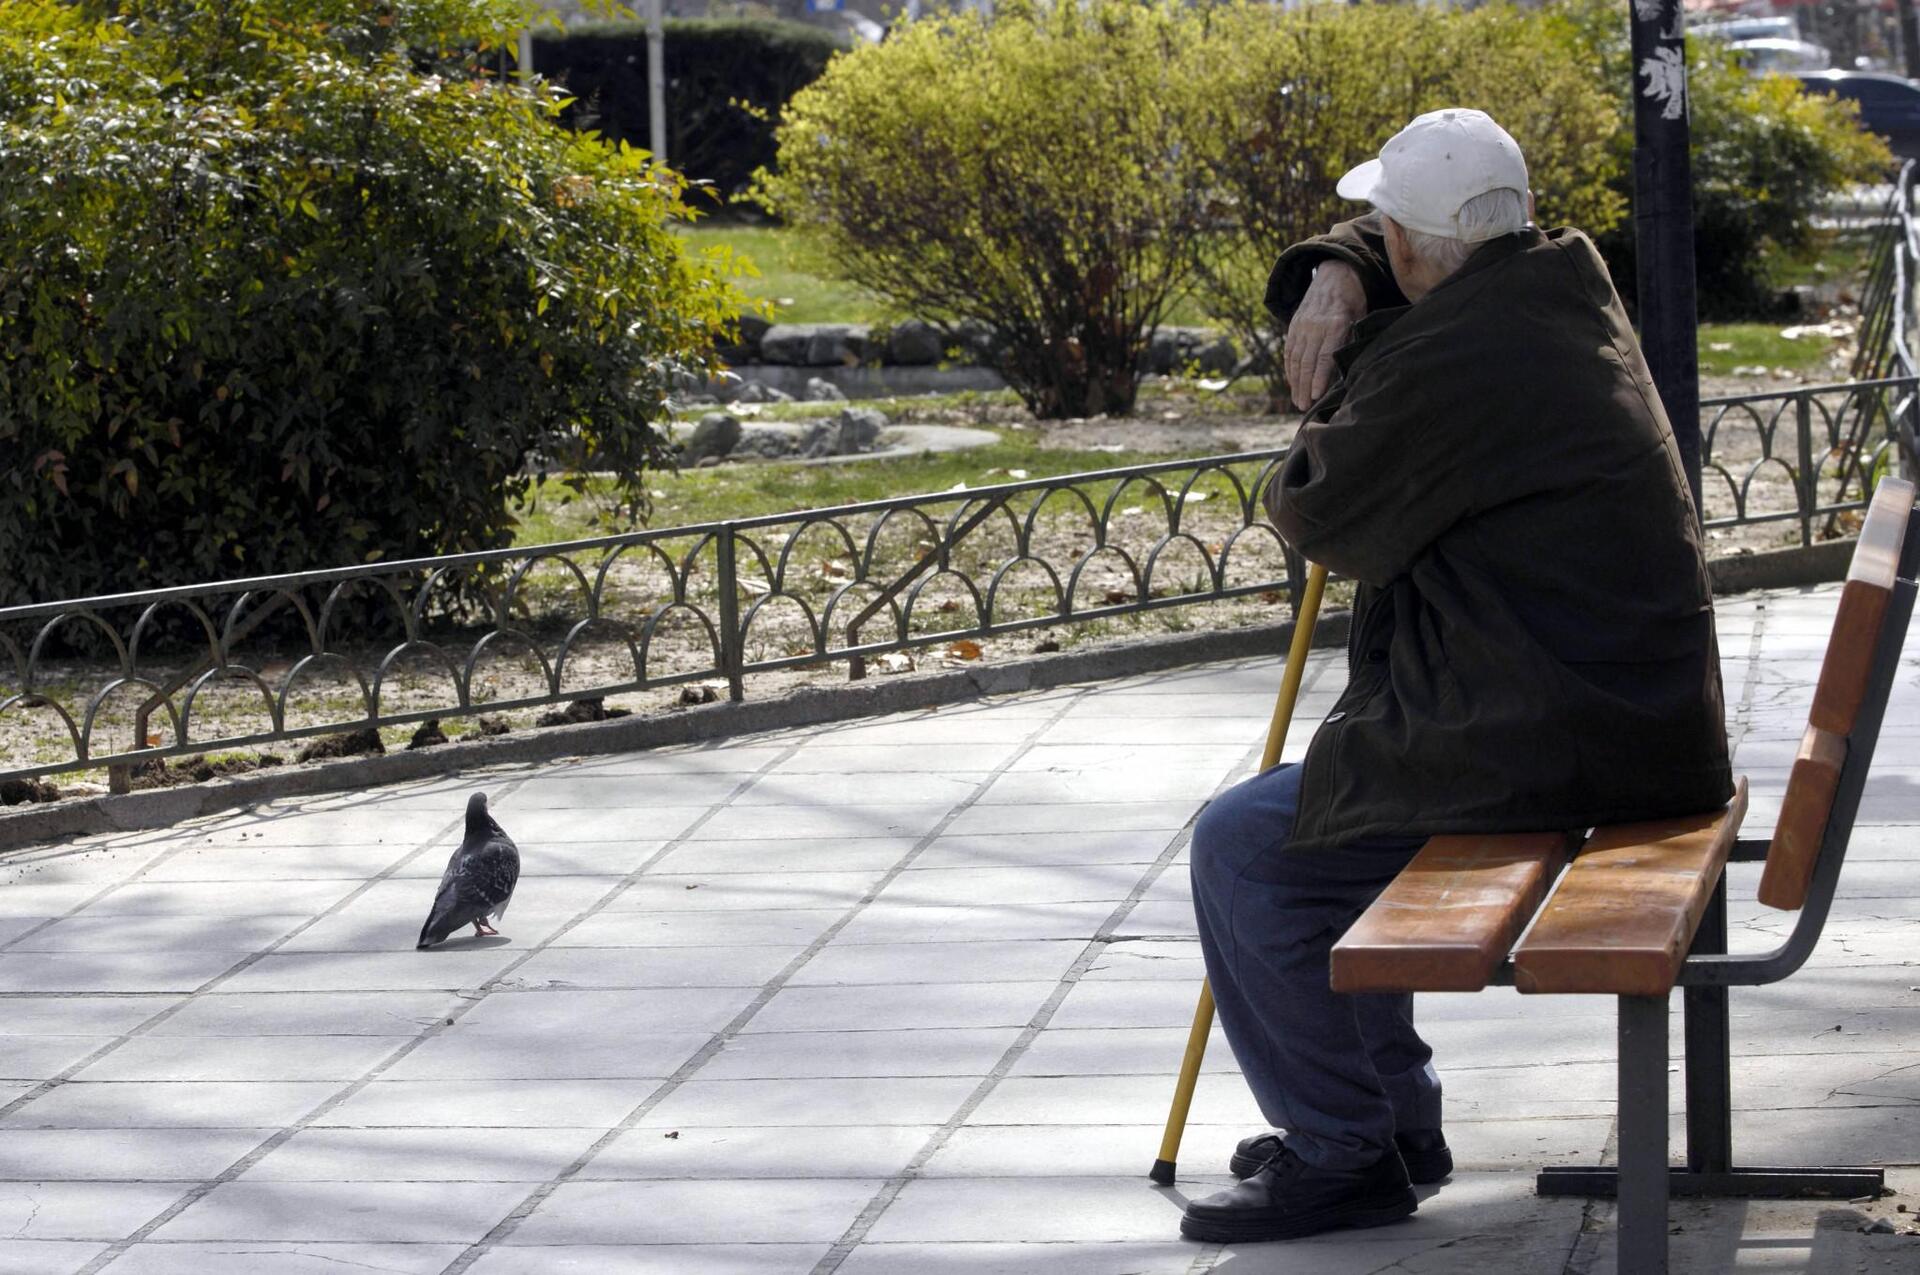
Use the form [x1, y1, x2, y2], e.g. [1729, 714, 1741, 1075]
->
[8, 192, 1920, 783]
[1, 452, 1304, 782]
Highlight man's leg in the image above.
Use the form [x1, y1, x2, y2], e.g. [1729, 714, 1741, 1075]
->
[1188, 762, 1433, 1170]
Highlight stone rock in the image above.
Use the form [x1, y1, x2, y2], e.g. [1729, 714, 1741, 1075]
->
[720, 312, 772, 363]
[694, 455, 724, 469]
[733, 381, 794, 405]
[683, 412, 742, 463]
[800, 407, 888, 458]
[1146, 327, 1239, 376]
[294, 729, 384, 763]
[804, 376, 847, 402]
[806, 324, 870, 366]
[840, 407, 887, 451]
[759, 323, 818, 365]
[887, 320, 945, 366]
[954, 320, 1005, 366]
[735, 428, 799, 459]
[1192, 334, 1239, 374]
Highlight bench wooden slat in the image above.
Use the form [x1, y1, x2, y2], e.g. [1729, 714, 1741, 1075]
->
[1757, 727, 1846, 911]
[1512, 779, 1749, 997]
[1807, 479, 1906, 736]
[1330, 831, 1577, 994]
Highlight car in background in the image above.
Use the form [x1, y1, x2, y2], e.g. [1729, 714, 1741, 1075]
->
[1792, 70, 1920, 159]
[1731, 37, 1832, 72]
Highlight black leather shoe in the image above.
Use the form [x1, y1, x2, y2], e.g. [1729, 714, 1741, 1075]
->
[1181, 1142, 1417, 1243]
[1231, 1128, 1453, 1184]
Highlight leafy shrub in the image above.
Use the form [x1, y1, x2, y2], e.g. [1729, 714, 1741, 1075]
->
[758, 0, 1212, 419]
[1186, 1, 1625, 406]
[533, 17, 847, 203]
[0, 0, 748, 608]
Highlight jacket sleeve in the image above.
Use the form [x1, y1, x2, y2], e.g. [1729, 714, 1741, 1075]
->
[1264, 333, 1478, 586]
[1263, 213, 1409, 324]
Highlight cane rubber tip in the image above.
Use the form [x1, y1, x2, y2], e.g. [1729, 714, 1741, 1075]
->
[1149, 1158, 1177, 1185]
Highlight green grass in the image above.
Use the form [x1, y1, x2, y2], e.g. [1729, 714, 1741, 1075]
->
[679, 224, 896, 326]
[512, 429, 1270, 545]
[681, 222, 1213, 327]
[1697, 321, 1848, 378]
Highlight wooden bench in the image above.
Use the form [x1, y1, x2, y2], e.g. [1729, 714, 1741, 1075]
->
[1329, 476, 1918, 1274]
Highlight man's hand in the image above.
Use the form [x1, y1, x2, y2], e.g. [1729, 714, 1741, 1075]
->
[1284, 261, 1366, 411]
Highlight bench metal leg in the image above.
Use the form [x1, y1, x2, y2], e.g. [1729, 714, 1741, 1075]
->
[1617, 993, 1671, 1274]
[1539, 879, 1884, 1209]
[1684, 876, 1733, 1174]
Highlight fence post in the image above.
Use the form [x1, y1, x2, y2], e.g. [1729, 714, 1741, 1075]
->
[714, 523, 745, 703]
[1796, 393, 1816, 548]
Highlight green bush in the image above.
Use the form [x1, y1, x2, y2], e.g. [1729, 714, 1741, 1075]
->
[758, 0, 1212, 419]
[534, 17, 847, 203]
[0, 0, 749, 608]
[1187, 1, 1625, 406]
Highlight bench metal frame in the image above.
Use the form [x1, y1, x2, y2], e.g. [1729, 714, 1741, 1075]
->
[1512, 514, 1920, 1272]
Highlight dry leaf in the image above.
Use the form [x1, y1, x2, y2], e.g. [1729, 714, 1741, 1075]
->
[878, 652, 915, 674]
[946, 640, 983, 661]
[1102, 588, 1133, 605]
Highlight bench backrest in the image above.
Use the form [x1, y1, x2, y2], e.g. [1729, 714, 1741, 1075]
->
[1757, 475, 1918, 910]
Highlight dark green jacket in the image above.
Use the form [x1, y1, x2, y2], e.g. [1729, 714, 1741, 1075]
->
[1263, 216, 1733, 852]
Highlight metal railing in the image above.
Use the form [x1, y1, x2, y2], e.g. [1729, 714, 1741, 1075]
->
[9, 188, 1920, 783]
[1, 452, 1303, 781]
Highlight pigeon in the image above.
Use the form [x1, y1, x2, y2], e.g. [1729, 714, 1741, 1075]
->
[417, 792, 520, 948]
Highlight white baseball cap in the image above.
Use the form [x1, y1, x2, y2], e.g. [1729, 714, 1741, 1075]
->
[1336, 108, 1529, 243]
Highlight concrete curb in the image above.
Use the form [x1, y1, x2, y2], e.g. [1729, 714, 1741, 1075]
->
[0, 612, 1349, 851]
[0, 539, 1858, 852]
[1707, 538, 1855, 594]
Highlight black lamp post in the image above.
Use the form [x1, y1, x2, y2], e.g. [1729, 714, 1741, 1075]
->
[1628, 0, 1703, 520]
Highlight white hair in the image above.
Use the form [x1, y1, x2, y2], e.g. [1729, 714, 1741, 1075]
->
[1395, 187, 1531, 276]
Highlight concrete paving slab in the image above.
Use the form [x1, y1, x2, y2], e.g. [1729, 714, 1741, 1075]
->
[580, 1124, 934, 1179]
[308, 1078, 659, 1129]
[0, 1241, 106, 1275]
[466, 1244, 831, 1274]
[742, 982, 1056, 1033]
[97, 1243, 466, 1274]
[503, 944, 803, 989]
[241, 1126, 604, 1181]
[1, 1082, 338, 1130]
[380, 1031, 711, 1082]
[789, 940, 1084, 986]
[3, 582, 1918, 1272]
[694, 1029, 1021, 1081]
[647, 837, 916, 875]
[0, 1181, 191, 1239]
[151, 1179, 527, 1242]
[0, 951, 244, 994]
[147, 990, 460, 1037]
[0, 1129, 268, 1180]
[504, 1179, 882, 1245]
[607, 871, 883, 913]
[68, 1034, 407, 1083]
[912, 830, 1174, 869]
[1, 1037, 119, 1082]
[639, 1076, 979, 1129]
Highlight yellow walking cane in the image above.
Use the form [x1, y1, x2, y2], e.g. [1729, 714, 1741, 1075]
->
[1149, 560, 1330, 1185]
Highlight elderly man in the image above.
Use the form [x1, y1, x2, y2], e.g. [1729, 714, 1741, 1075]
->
[1179, 109, 1732, 1244]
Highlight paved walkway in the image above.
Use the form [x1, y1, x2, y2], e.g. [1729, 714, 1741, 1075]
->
[2, 584, 1917, 1275]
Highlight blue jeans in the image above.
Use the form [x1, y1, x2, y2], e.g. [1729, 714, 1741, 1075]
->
[1190, 762, 1441, 1171]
